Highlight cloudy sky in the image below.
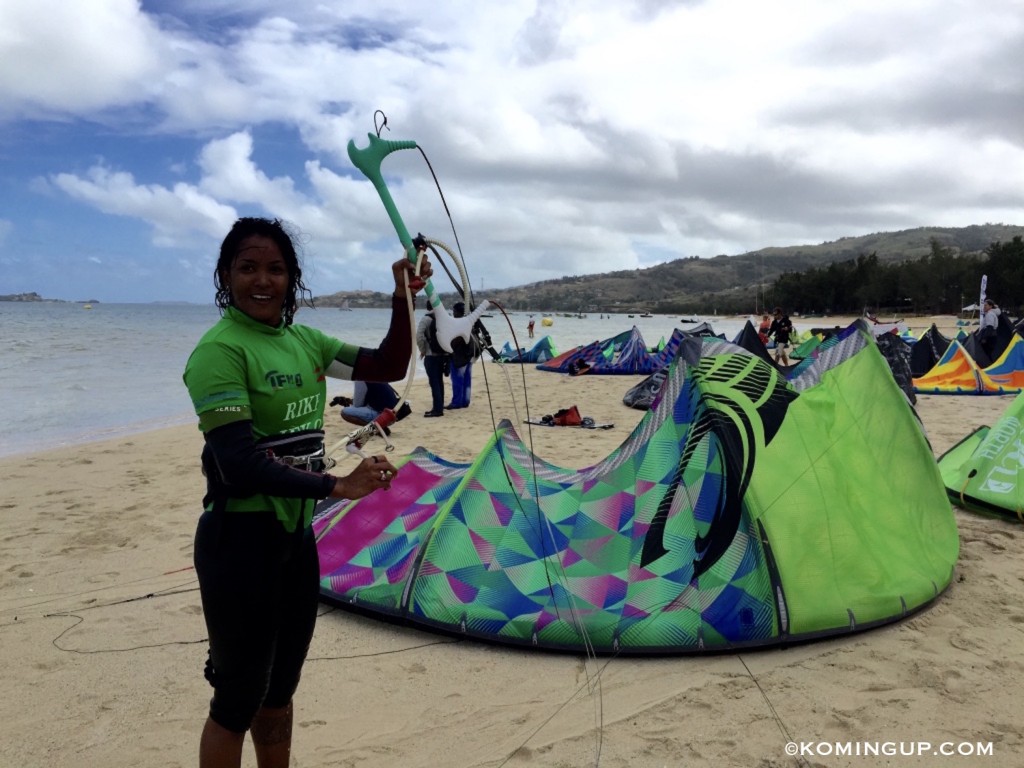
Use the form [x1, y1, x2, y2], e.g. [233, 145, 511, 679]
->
[1, 0, 1022, 303]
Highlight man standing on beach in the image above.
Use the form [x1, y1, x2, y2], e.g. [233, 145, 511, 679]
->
[416, 307, 449, 417]
[768, 306, 794, 366]
[980, 299, 1001, 359]
[446, 301, 488, 410]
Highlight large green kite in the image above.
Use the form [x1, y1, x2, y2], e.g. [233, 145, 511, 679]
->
[938, 392, 1024, 520]
[316, 322, 958, 653]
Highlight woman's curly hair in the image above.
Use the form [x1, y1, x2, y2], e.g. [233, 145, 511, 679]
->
[213, 217, 314, 326]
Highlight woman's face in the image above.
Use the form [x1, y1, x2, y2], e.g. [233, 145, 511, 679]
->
[222, 235, 290, 326]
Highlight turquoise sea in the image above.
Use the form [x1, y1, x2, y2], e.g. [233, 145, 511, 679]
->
[0, 301, 747, 458]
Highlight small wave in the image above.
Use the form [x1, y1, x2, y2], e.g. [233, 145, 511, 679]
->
[0, 410, 196, 459]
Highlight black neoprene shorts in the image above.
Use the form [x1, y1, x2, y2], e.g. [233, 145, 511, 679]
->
[193, 509, 320, 733]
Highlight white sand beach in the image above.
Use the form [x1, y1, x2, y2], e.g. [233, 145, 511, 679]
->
[2, 316, 1021, 767]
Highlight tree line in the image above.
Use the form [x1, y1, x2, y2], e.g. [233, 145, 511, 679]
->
[768, 236, 1024, 318]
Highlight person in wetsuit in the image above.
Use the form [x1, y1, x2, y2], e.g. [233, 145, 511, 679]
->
[183, 216, 430, 767]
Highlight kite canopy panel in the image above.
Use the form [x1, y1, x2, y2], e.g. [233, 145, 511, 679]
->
[732, 321, 776, 366]
[317, 322, 958, 653]
[791, 334, 822, 360]
[913, 336, 1024, 395]
[979, 335, 1024, 393]
[912, 340, 981, 394]
[622, 323, 854, 412]
[910, 324, 951, 378]
[536, 326, 685, 375]
[875, 333, 917, 405]
[938, 392, 1024, 521]
[495, 336, 557, 363]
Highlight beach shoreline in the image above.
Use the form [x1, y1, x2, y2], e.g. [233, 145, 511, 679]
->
[0, 312, 964, 463]
[4, 314, 1021, 768]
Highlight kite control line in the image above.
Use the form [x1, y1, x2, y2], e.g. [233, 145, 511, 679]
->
[337, 116, 607, 767]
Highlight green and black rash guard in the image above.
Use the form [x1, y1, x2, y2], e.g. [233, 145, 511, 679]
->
[183, 298, 411, 531]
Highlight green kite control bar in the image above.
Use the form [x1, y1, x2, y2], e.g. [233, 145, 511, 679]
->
[347, 133, 441, 311]
[347, 129, 491, 350]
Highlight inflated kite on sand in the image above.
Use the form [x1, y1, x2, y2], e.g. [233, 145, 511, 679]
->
[316, 321, 958, 653]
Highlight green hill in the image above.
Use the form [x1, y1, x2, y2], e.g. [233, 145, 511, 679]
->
[316, 223, 1024, 314]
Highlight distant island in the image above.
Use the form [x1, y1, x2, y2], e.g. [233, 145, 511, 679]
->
[0, 292, 99, 303]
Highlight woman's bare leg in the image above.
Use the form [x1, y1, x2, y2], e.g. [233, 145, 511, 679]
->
[199, 716, 244, 768]
[251, 701, 294, 768]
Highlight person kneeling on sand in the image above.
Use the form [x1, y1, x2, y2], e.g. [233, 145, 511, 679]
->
[331, 381, 411, 435]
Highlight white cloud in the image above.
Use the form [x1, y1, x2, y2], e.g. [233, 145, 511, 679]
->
[0, 0, 172, 118]
[3, 0, 1024, 302]
[197, 131, 301, 208]
[51, 165, 237, 246]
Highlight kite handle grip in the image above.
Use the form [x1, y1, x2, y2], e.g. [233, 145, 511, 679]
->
[347, 133, 418, 257]
[347, 131, 449, 323]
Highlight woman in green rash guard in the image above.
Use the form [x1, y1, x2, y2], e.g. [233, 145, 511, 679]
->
[183, 217, 430, 768]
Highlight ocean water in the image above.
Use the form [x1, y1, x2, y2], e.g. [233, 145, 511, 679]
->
[0, 301, 746, 458]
